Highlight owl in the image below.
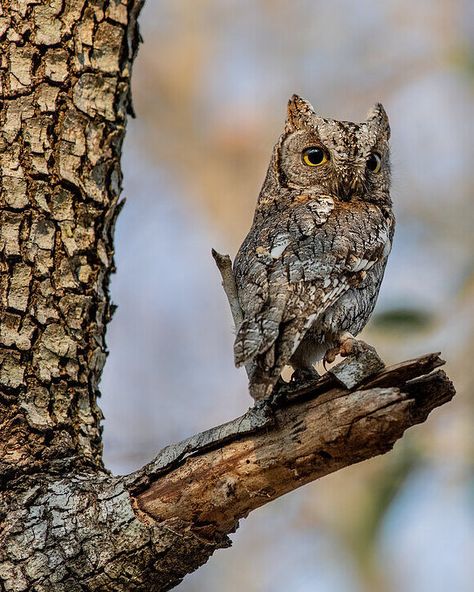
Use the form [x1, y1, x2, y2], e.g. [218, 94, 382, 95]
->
[233, 95, 394, 401]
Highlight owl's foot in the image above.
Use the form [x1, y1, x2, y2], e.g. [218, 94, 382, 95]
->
[269, 367, 321, 408]
[323, 332, 361, 367]
[291, 367, 321, 384]
[327, 341, 385, 389]
[339, 334, 362, 357]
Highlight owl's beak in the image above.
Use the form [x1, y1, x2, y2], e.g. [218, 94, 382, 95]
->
[338, 175, 361, 201]
[338, 187, 355, 202]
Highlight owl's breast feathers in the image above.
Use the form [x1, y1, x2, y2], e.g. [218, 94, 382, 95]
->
[233, 198, 394, 393]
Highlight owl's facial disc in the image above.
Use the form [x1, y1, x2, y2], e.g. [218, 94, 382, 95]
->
[278, 117, 389, 203]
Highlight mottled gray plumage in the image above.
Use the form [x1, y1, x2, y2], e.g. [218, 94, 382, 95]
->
[234, 95, 395, 400]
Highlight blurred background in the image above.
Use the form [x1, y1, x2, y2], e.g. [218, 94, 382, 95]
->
[101, 1, 474, 590]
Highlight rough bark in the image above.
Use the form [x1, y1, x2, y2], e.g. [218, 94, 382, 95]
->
[0, 351, 455, 591]
[0, 0, 143, 479]
[0, 3, 456, 592]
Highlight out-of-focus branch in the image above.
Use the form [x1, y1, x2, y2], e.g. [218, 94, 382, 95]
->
[129, 353, 454, 540]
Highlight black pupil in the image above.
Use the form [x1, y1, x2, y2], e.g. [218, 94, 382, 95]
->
[367, 153, 380, 171]
[305, 147, 324, 165]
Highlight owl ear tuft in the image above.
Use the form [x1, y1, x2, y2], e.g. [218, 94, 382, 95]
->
[366, 103, 390, 140]
[285, 94, 317, 132]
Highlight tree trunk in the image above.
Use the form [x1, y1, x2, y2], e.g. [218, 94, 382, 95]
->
[0, 3, 455, 591]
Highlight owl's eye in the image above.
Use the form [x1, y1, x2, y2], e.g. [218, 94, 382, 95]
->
[302, 147, 329, 167]
[366, 152, 382, 173]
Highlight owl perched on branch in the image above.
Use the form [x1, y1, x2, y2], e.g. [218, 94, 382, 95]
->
[233, 95, 395, 400]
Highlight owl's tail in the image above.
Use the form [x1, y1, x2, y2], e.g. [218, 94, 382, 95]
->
[247, 363, 281, 401]
[234, 317, 282, 401]
[235, 312, 320, 401]
[234, 316, 280, 368]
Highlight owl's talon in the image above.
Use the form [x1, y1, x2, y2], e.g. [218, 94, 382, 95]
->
[340, 335, 378, 360]
[339, 336, 358, 357]
[323, 333, 359, 368]
[323, 347, 338, 368]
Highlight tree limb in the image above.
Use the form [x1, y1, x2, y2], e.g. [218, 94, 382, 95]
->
[128, 353, 454, 539]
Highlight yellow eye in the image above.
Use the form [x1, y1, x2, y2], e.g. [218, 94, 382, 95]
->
[367, 152, 382, 173]
[302, 146, 329, 167]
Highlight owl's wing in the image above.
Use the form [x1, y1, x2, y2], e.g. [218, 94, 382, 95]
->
[233, 202, 392, 397]
[234, 250, 348, 367]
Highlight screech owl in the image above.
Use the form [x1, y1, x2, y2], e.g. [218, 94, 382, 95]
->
[233, 94, 395, 400]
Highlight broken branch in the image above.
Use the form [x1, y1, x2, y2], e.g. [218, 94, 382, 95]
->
[128, 353, 454, 538]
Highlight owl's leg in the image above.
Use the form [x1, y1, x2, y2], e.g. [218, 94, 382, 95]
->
[290, 337, 324, 383]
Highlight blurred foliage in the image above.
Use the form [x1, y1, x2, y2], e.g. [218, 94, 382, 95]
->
[356, 441, 420, 569]
[103, 1, 474, 590]
[372, 308, 433, 332]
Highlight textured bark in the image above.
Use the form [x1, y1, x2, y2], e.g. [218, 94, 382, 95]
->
[0, 3, 456, 592]
[0, 0, 143, 479]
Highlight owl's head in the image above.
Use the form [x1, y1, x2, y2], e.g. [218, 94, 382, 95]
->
[267, 95, 391, 204]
